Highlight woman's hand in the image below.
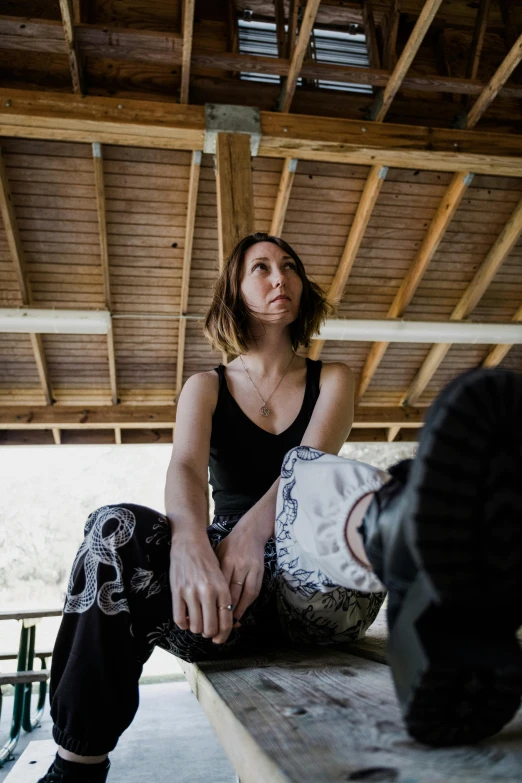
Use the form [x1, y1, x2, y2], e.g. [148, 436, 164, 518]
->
[169, 533, 236, 645]
[215, 519, 267, 625]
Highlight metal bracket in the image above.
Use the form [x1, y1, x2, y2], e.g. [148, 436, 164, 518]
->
[204, 104, 261, 157]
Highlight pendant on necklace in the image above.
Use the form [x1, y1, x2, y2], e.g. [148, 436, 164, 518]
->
[260, 405, 271, 417]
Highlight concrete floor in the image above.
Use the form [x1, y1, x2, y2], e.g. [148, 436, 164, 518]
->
[0, 680, 236, 782]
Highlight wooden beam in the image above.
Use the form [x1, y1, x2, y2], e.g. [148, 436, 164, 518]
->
[370, 0, 443, 122]
[382, 0, 400, 71]
[362, 0, 381, 70]
[387, 425, 400, 442]
[270, 158, 298, 237]
[2, 16, 522, 101]
[277, 0, 321, 113]
[308, 164, 388, 361]
[52, 428, 61, 445]
[403, 194, 522, 406]
[4, 90, 522, 176]
[0, 148, 54, 405]
[72, 0, 86, 24]
[356, 171, 473, 399]
[58, 0, 84, 94]
[482, 302, 522, 368]
[114, 426, 122, 444]
[180, 0, 196, 104]
[176, 150, 202, 399]
[466, 0, 492, 84]
[466, 31, 522, 128]
[287, 0, 300, 59]
[92, 142, 118, 406]
[0, 405, 424, 429]
[215, 133, 254, 269]
[274, 0, 287, 61]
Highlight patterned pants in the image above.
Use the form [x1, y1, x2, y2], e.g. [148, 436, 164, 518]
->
[50, 448, 387, 755]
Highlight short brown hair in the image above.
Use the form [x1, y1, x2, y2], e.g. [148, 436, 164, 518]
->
[204, 233, 333, 354]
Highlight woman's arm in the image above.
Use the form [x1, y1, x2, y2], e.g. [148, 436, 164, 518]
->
[164, 371, 234, 644]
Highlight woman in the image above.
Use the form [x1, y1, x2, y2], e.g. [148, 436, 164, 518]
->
[39, 233, 387, 783]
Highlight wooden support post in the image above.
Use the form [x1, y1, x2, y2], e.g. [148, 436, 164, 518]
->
[403, 194, 522, 406]
[382, 0, 400, 71]
[277, 0, 321, 113]
[114, 426, 122, 444]
[0, 148, 53, 405]
[58, 0, 84, 94]
[465, 0, 492, 85]
[176, 150, 202, 399]
[270, 158, 297, 237]
[309, 165, 388, 361]
[180, 0, 196, 104]
[52, 428, 61, 445]
[215, 133, 254, 269]
[274, 0, 287, 61]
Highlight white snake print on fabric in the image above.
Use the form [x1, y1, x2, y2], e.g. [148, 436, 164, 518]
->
[64, 506, 136, 615]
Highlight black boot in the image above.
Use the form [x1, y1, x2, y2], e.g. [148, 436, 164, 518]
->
[360, 368, 522, 746]
[37, 754, 110, 782]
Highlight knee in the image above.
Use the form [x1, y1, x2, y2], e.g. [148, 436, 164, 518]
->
[84, 504, 168, 540]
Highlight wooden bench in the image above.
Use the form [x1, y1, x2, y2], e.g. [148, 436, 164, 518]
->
[180, 608, 522, 783]
[0, 609, 61, 767]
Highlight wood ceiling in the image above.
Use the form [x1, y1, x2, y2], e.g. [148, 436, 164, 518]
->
[0, 0, 521, 445]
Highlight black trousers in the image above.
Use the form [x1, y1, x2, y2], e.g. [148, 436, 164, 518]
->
[50, 504, 279, 756]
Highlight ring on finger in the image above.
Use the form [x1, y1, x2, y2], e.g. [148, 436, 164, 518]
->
[232, 581, 244, 586]
[219, 604, 235, 611]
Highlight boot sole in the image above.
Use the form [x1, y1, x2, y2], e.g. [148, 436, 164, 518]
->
[388, 368, 522, 746]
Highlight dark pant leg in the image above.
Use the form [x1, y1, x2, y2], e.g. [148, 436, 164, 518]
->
[50, 505, 278, 755]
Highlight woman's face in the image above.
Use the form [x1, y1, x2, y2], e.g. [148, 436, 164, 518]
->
[240, 241, 303, 328]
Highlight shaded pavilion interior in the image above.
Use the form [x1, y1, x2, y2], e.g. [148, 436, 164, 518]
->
[0, 0, 522, 446]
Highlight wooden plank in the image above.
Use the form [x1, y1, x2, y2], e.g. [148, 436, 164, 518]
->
[370, 0, 444, 122]
[180, 0, 196, 104]
[308, 164, 388, 361]
[277, 0, 321, 113]
[287, 0, 299, 59]
[92, 142, 111, 309]
[382, 0, 400, 70]
[466, 0, 492, 84]
[181, 646, 522, 783]
[176, 149, 202, 397]
[270, 158, 297, 237]
[387, 424, 400, 442]
[4, 90, 522, 176]
[356, 171, 473, 399]
[4, 740, 56, 783]
[58, 0, 84, 95]
[215, 133, 254, 268]
[404, 194, 522, 405]
[52, 427, 61, 444]
[0, 670, 49, 686]
[274, 0, 287, 62]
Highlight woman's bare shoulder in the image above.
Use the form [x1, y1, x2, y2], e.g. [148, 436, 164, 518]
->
[178, 370, 220, 409]
[318, 361, 354, 383]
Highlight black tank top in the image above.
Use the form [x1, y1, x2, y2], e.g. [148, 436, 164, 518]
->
[209, 358, 322, 515]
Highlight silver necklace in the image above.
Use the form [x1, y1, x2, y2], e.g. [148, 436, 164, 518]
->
[239, 353, 295, 417]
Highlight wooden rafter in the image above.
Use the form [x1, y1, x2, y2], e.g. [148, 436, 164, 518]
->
[0, 405, 425, 430]
[270, 158, 298, 237]
[58, 0, 84, 95]
[180, 0, 196, 104]
[387, 425, 400, 443]
[274, 0, 287, 61]
[403, 194, 522, 406]
[466, 31, 522, 128]
[382, 0, 400, 71]
[215, 133, 254, 269]
[277, 0, 321, 113]
[287, 0, 300, 59]
[482, 302, 522, 369]
[369, 0, 443, 122]
[355, 171, 473, 399]
[0, 148, 53, 405]
[92, 142, 118, 408]
[357, 30, 522, 401]
[466, 0, 492, 84]
[176, 150, 202, 399]
[308, 165, 389, 361]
